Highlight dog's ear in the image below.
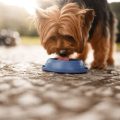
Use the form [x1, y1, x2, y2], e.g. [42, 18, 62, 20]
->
[75, 9, 95, 53]
[36, 8, 48, 20]
[77, 9, 95, 28]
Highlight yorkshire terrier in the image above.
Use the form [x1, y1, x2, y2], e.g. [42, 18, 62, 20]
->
[36, 0, 117, 69]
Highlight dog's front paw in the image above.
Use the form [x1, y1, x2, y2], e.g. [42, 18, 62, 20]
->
[107, 58, 114, 66]
[91, 61, 107, 69]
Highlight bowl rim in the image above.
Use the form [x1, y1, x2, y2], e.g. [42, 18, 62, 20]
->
[42, 58, 88, 74]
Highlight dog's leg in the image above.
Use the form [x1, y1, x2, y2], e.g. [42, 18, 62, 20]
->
[90, 25, 110, 69]
[91, 37, 110, 69]
[107, 16, 117, 66]
[77, 43, 89, 62]
[107, 35, 115, 66]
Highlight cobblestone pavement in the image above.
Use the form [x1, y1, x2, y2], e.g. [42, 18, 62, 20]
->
[0, 46, 120, 120]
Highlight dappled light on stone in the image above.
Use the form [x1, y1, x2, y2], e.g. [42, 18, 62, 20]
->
[0, 46, 120, 120]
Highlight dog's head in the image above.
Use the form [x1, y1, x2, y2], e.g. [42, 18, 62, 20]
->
[36, 3, 95, 57]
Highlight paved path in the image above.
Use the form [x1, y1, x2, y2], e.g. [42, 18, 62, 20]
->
[0, 46, 120, 120]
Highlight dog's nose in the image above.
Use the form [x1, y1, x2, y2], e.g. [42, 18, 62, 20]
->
[59, 49, 67, 56]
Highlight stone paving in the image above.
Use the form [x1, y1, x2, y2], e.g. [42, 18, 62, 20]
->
[0, 46, 120, 120]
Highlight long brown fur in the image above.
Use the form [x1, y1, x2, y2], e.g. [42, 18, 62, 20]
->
[36, 3, 94, 53]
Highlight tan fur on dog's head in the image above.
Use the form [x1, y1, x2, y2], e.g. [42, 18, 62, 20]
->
[36, 3, 95, 57]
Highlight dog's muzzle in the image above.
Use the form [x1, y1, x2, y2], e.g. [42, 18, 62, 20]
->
[59, 49, 67, 57]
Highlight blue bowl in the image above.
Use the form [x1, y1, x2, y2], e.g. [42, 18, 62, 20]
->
[42, 58, 88, 74]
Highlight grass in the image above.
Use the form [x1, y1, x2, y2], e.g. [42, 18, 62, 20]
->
[117, 43, 120, 51]
[21, 36, 40, 45]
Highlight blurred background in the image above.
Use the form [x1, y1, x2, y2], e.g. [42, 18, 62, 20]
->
[0, 0, 120, 47]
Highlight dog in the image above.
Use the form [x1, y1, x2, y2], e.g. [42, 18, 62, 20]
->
[36, 0, 117, 69]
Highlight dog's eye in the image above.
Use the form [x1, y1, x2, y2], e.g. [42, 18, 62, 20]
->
[49, 36, 56, 40]
[63, 35, 75, 41]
